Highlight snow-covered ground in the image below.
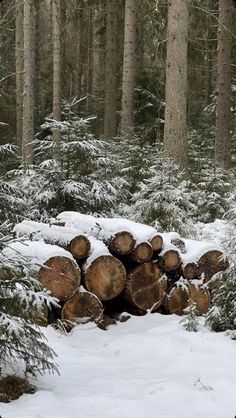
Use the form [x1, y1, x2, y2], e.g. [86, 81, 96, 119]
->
[1, 314, 236, 418]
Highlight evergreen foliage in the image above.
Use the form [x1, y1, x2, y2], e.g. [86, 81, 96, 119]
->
[0, 225, 58, 377]
[180, 300, 200, 332]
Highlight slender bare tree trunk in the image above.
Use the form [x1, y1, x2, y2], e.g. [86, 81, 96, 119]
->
[104, 0, 118, 138]
[215, 0, 233, 169]
[163, 0, 188, 171]
[22, 0, 34, 169]
[120, 0, 137, 133]
[52, 0, 61, 162]
[15, 0, 24, 153]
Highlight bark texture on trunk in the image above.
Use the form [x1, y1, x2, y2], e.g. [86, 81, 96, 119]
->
[104, 0, 118, 138]
[52, 0, 61, 161]
[22, 0, 34, 169]
[215, 0, 233, 169]
[15, 0, 24, 153]
[120, 0, 137, 133]
[163, 0, 189, 171]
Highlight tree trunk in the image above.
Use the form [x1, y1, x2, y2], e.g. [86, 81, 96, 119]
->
[22, 0, 34, 169]
[215, 0, 233, 169]
[52, 0, 61, 162]
[104, 0, 118, 138]
[120, 0, 137, 133]
[163, 0, 189, 171]
[15, 0, 24, 153]
[122, 262, 166, 311]
[83, 255, 126, 301]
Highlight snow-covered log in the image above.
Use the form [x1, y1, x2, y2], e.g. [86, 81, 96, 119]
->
[56, 211, 162, 253]
[121, 262, 167, 311]
[83, 237, 126, 301]
[165, 280, 211, 315]
[61, 289, 103, 325]
[13, 220, 91, 261]
[2, 240, 81, 301]
[159, 246, 182, 272]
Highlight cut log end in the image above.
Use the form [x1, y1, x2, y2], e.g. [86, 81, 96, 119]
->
[38, 256, 81, 301]
[131, 242, 153, 263]
[108, 231, 135, 255]
[166, 286, 189, 315]
[198, 250, 229, 282]
[160, 249, 181, 272]
[62, 291, 103, 324]
[188, 284, 211, 315]
[149, 234, 163, 253]
[182, 262, 199, 280]
[68, 235, 91, 260]
[122, 262, 166, 311]
[84, 255, 126, 301]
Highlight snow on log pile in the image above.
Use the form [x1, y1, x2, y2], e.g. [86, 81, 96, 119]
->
[4, 212, 229, 330]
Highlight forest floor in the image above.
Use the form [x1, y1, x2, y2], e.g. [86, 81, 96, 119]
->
[1, 313, 236, 418]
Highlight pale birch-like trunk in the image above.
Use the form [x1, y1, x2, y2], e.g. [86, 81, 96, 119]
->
[163, 0, 188, 171]
[15, 0, 24, 153]
[120, 0, 137, 133]
[22, 0, 34, 169]
[52, 0, 61, 162]
[104, 0, 118, 138]
[215, 0, 233, 169]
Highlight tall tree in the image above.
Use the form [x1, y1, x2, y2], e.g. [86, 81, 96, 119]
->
[104, 0, 118, 138]
[22, 0, 34, 169]
[15, 0, 24, 152]
[163, 0, 189, 171]
[215, 0, 233, 169]
[52, 0, 61, 162]
[120, 0, 137, 133]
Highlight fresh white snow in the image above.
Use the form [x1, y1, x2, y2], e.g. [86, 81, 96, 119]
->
[1, 314, 236, 418]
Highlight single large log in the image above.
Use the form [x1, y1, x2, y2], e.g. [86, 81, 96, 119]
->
[121, 262, 167, 311]
[129, 242, 153, 264]
[84, 255, 126, 301]
[61, 290, 103, 324]
[197, 250, 229, 282]
[165, 285, 189, 315]
[2, 240, 81, 301]
[149, 234, 163, 253]
[159, 249, 182, 272]
[13, 220, 91, 260]
[108, 231, 136, 255]
[38, 256, 81, 301]
[166, 281, 211, 315]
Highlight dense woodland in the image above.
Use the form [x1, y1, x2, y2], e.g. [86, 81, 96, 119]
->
[1, 0, 236, 403]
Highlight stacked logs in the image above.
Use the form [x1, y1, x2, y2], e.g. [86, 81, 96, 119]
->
[4, 212, 229, 330]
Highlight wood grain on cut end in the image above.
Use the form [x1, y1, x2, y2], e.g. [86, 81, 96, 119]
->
[166, 286, 189, 315]
[38, 256, 81, 301]
[130, 242, 153, 263]
[68, 235, 91, 260]
[108, 231, 135, 255]
[62, 291, 103, 324]
[84, 255, 126, 301]
[198, 250, 229, 282]
[182, 262, 199, 280]
[160, 249, 181, 272]
[123, 262, 166, 311]
[188, 284, 211, 315]
[149, 234, 163, 253]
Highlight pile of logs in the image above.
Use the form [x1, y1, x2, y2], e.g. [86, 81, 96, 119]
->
[2, 212, 229, 330]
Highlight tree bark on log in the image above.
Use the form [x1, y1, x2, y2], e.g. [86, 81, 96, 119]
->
[121, 262, 166, 311]
[83, 255, 126, 301]
[62, 290, 103, 324]
[38, 256, 81, 301]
